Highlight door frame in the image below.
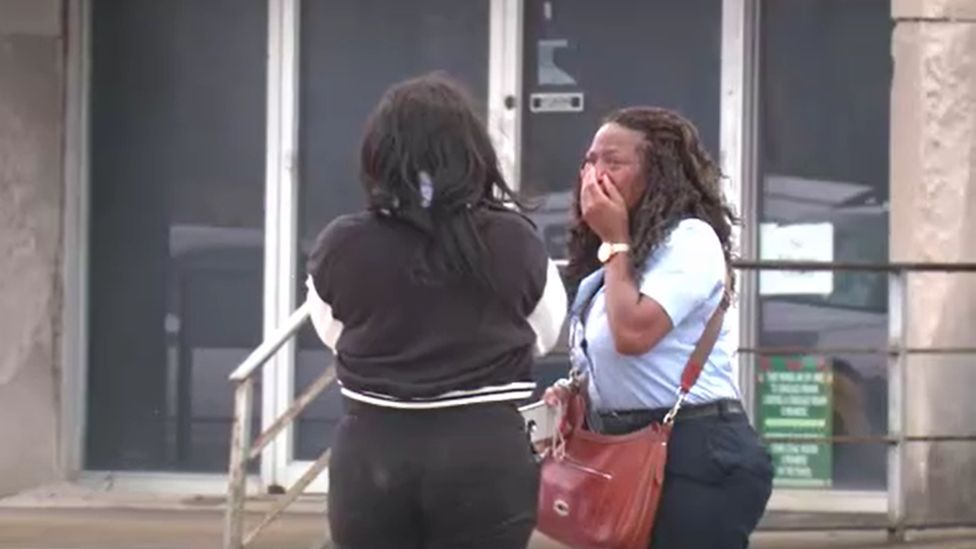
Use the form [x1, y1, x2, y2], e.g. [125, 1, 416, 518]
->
[62, 0, 92, 482]
[488, 0, 525, 192]
[263, 0, 302, 492]
[61, 0, 283, 495]
[267, 0, 518, 492]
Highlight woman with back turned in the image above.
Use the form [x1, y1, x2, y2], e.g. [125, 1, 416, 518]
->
[304, 73, 567, 549]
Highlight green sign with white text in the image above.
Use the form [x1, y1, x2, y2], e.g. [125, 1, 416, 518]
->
[757, 356, 833, 488]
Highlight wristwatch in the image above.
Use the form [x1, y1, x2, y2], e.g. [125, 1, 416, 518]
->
[597, 242, 631, 264]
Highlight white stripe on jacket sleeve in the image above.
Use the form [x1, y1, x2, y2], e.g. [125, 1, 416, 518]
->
[305, 275, 344, 351]
[527, 259, 567, 357]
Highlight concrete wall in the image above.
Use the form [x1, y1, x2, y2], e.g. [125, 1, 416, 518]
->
[0, 0, 64, 496]
[891, 0, 976, 524]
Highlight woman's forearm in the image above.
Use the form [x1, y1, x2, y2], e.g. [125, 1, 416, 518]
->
[602, 253, 671, 355]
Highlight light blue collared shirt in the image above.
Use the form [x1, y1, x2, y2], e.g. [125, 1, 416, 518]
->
[572, 219, 740, 411]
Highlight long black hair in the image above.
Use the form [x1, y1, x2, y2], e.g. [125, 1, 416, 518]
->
[360, 72, 525, 289]
[566, 107, 737, 289]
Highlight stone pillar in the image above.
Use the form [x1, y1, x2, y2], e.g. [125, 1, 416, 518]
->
[890, 0, 976, 525]
[0, 0, 64, 496]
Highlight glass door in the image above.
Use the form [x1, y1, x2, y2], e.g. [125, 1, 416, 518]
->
[516, 0, 723, 388]
[86, 0, 268, 474]
[271, 0, 493, 492]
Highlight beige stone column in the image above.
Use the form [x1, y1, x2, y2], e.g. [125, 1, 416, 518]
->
[890, 0, 976, 524]
[0, 0, 64, 496]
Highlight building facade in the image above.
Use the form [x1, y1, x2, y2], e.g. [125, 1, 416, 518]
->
[0, 0, 974, 527]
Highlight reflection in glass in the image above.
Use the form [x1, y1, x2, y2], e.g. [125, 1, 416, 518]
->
[757, 0, 892, 490]
[87, 0, 267, 471]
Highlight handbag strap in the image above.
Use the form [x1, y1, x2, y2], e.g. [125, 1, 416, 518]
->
[570, 269, 731, 391]
[680, 287, 730, 391]
[665, 273, 732, 423]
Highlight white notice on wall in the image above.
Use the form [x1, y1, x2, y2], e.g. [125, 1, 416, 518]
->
[759, 222, 834, 296]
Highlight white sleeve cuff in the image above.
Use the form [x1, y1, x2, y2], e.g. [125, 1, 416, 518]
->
[527, 259, 568, 356]
[305, 275, 344, 350]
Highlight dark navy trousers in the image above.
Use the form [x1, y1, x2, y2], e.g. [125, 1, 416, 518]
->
[600, 402, 774, 549]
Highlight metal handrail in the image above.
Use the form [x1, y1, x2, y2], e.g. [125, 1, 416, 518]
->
[733, 260, 976, 541]
[224, 299, 327, 549]
[223, 261, 976, 548]
[229, 301, 311, 382]
[731, 260, 976, 272]
[554, 258, 976, 272]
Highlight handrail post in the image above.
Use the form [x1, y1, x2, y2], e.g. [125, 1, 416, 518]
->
[224, 378, 255, 549]
[887, 269, 907, 542]
[222, 302, 310, 549]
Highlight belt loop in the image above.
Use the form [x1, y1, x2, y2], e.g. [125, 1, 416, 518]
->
[717, 399, 730, 420]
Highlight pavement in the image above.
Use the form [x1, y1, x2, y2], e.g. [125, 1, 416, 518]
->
[1, 508, 976, 549]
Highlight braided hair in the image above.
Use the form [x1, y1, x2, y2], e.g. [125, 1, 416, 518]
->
[566, 107, 737, 291]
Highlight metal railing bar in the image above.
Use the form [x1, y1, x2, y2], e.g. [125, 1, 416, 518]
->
[741, 346, 892, 356]
[229, 301, 310, 382]
[731, 260, 976, 272]
[762, 435, 890, 444]
[739, 346, 976, 356]
[554, 259, 976, 272]
[902, 435, 976, 443]
[225, 259, 976, 548]
[242, 448, 333, 548]
[897, 347, 976, 355]
[249, 367, 337, 461]
[762, 435, 976, 444]
[887, 271, 907, 541]
[224, 378, 255, 549]
[759, 520, 976, 532]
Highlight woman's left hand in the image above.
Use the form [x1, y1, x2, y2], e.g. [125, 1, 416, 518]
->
[580, 164, 630, 243]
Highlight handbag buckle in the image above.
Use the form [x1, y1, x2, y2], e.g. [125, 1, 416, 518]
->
[662, 390, 688, 426]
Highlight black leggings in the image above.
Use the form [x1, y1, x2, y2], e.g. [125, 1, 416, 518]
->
[327, 400, 540, 549]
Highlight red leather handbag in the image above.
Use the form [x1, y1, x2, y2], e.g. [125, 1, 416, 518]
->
[535, 293, 728, 549]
